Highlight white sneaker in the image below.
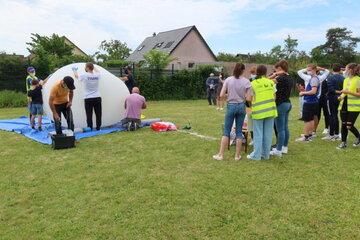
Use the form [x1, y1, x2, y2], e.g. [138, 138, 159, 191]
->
[311, 132, 317, 138]
[270, 148, 282, 157]
[331, 134, 341, 142]
[220, 108, 224, 111]
[331, 135, 341, 141]
[282, 146, 288, 154]
[322, 128, 329, 135]
[235, 155, 242, 161]
[295, 136, 311, 142]
[249, 141, 253, 146]
[321, 135, 332, 140]
[213, 154, 223, 161]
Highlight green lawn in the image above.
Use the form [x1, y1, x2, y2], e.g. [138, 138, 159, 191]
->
[1, 98, 360, 239]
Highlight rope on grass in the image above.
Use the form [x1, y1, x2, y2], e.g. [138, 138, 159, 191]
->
[178, 130, 217, 141]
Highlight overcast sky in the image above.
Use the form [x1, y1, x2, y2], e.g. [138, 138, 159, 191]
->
[1, 0, 359, 56]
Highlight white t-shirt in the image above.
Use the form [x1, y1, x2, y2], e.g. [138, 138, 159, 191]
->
[80, 72, 101, 99]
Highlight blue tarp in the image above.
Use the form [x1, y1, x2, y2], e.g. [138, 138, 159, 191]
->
[0, 116, 160, 145]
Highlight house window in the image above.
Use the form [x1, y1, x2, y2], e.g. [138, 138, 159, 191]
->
[137, 45, 145, 51]
[188, 62, 195, 68]
[164, 41, 174, 48]
[153, 42, 164, 49]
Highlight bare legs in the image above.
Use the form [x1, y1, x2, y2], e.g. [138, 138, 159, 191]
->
[215, 136, 242, 159]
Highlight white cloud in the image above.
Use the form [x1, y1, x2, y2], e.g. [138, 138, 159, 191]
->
[0, 0, 331, 55]
[257, 18, 360, 42]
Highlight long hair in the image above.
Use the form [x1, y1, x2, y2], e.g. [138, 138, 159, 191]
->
[233, 63, 245, 79]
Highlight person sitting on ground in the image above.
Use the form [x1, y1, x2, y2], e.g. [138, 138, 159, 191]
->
[120, 66, 135, 93]
[73, 63, 102, 131]
[121, 87, 146, 131]
[49, 76, 76, 134]
[27, 78, 48, 131]
[206, 73, 218, 106]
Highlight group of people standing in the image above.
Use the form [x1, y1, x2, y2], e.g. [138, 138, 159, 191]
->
[296, 63, 360, 149]
[25, 64, 146, 134]
[213, 60, 360, 161]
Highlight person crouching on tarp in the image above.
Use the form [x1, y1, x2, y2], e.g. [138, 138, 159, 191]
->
[121, 87, 147, 131]
[49, 76, 76, 134]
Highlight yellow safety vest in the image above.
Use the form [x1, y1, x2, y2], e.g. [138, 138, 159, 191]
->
[251, 77, 277, 119]
[338, 76, 360, 112]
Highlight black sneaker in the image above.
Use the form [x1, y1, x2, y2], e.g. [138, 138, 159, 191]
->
[31, 125, 35, 130]
[353, 139, 360, 147]
[38, 126, 42, 131]
[337, 142, 347, 150]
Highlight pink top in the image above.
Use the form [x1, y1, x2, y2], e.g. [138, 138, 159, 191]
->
[223, 76, 251, 103]
[124, 93, 146, 119]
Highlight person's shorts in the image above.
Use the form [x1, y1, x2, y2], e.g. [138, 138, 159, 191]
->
[30, 103, 44, 116]
[302, 102, 319, 122]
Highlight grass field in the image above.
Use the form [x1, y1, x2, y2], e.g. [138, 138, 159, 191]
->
[1, 97, 360, 239]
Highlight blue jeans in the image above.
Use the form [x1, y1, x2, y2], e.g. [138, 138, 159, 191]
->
[275, 102, 292, 151]
[223, 103, 246, 139]
[249, 117, 274, 160]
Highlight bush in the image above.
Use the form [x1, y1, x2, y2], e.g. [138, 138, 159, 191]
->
[0, 90, 28, 108]
[136, 65, 217, 100]
[0, 54, 28, 92]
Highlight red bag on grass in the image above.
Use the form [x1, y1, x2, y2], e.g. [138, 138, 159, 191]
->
[151, 122, 177, 132]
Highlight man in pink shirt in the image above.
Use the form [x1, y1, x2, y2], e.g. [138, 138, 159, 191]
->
[122, 87, 147, 130]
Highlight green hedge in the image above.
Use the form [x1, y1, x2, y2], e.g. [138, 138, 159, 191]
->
[0, 90, 27, 108]
[0, 54, 28, 92]
[136, 65, 216, 100]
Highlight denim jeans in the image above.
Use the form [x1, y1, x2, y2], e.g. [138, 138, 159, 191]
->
[223, 103, 246, 139]
[249, 117, 274, 160]
[275, 102, 292, 151]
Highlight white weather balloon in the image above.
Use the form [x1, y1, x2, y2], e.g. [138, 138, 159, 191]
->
[42, 63, 130, 128]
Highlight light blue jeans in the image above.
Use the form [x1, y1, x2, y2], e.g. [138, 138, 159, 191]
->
[275, 102, 292, 151]
[249, 117, 274, 160]
[223, 103, 246, 138]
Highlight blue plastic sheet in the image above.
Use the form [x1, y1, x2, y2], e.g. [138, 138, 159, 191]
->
[0, 116, 160, 145]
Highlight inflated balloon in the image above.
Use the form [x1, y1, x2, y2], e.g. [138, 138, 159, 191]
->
[42, 63, 129, 128]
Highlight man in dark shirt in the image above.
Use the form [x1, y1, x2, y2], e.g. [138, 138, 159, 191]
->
[323, 64, 344, 140]
[120, 66, 135, 93]
[205, 73, 218, 105]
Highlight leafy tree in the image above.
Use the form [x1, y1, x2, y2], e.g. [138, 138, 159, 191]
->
[27, 33, 74, 58]
[269, 45, 285, 60]
[217, 52, 240, 62]
[311, 27, 360, 66]
[143, 50, 173, 72]
[283, 35, 299, 59]
[95, 40, 131, 62]
[26, 33, 93, 76]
